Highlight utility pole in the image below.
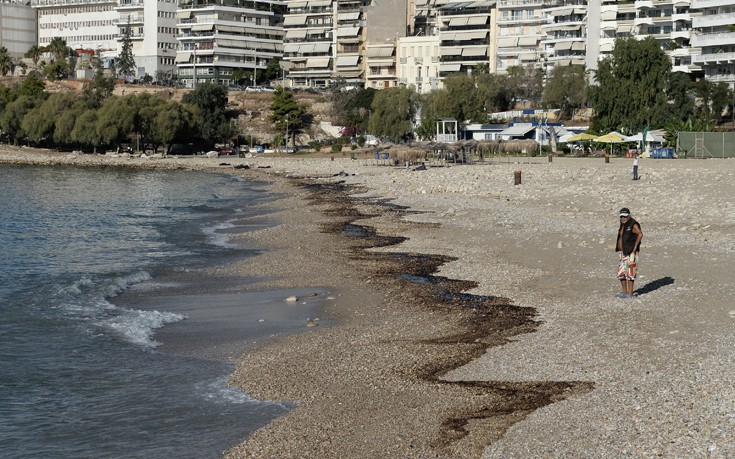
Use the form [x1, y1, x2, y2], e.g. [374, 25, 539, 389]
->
[285, 114, 289, 153]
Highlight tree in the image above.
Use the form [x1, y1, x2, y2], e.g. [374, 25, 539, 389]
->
[0, 46, 13, 76]
[150, 101, 196, 154]
[231, 69, 246, 86]
[82, 69, 116, 109]
[264, 58, 282, 82]
[45, 37, 70, 61]
[369, 86, 419, 143]
[269, 86, 308, 148]
[475, 72, 512, 114]
[71, 109, 102, 152]
[1, 96, 39, 144]
[25, 45, 42, 66]
[117, 22, 136, 80]
[330, 87, 375, 136]
[506, 65, 544, 107]
[543, 65, 588, 120]
[18, 71, 46, 99]
[589, 37, 671, 133]
[430, 74, 482, 122]
[95, 95, 137, 147]
[22, 92, 76, 145]
[181, 82, 230, 143]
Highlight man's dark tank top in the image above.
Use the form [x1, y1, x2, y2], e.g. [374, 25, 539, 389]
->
[618, 218, 642, 256]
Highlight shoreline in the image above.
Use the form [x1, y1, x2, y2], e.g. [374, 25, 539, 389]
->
[3, 149, 734, 458]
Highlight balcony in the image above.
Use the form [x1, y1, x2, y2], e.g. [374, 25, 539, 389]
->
[691, 0, 735, 8]
[116, 0, 144, 9]
[692, 31, 735, 47]
[634, 0, 653, 9]
[114, 14, 144, 25]
[671, 13, 691, 22]
[497, 0, 544, 8]
[692, 12, 735, 28]
[693, 51, 735, 63]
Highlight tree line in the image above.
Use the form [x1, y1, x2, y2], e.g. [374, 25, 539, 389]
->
[332, 37, 733, 143]
[0, 71, 238, 154]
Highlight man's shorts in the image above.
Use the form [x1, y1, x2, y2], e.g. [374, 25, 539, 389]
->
[617, 253, 638, 281]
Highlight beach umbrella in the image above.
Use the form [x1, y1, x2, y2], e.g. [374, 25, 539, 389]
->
[565, 133, 598, 142]
[594, 132, 629, 143]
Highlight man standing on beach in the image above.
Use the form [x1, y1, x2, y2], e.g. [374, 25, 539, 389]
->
[616, 208, 643, 298]
[632, 153, 640, 180]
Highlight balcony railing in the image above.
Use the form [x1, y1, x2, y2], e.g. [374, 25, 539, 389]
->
[692, 31, 735, 47]
[693, 51, 735, 63]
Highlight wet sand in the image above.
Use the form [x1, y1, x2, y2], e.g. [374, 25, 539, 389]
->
[3, 148, 734, 458]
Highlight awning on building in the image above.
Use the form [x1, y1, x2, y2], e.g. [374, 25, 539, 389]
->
[440, 63, 461, 72]
[338, 12, 360, 21]
[336, 55, 360, 67]
[518, 36, 537, 46]
[467, 16, 487, 26]
[175, 52, 192, 63]
[176, 10, 191, 19]
[367, 46, 394, 57]
[313, 42, 331, 53]
[284, 15, 308, 26]
[462, 47, 487, 57]
[286, 29, 307, 39]
[289, 1, 308, 8]
[307, 57, 331, 68]
[496, 37, 518, 48]
[217, 25, 242, 33]
[284, 43, 301, 53]
[337, 27, 360, 37]
[601, 10, 617, 21]
[308, 0, 332, 6]
[571, 41, 585, 51]
[453, 30, 488, 41]
[554, 41, 573, 51]
[442, 47, 462, 56]
[448, 17, 468, 26]
[551, 8, 573, 16]
[191, 23, 214, 32]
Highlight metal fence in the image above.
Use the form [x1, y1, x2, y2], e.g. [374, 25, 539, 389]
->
[677, 132, 735, 158]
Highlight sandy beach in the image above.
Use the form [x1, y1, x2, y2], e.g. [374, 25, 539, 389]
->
[3, 148, 733, 458]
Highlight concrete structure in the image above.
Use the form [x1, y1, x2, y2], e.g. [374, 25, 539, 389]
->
[115, 0, 178, 80]
[691, 0, 734, 86]
[363, 0, 408, 89]
[175, 0, 285, 88]
[283, 0, 334, 88]
[0, 1, 37, 59]
[494, 0, 546, 74]
[541, 0, 587, 72]
[396, 33, 441, 93]
[33, 0, 118, 60]
[437, 0, 495, 76]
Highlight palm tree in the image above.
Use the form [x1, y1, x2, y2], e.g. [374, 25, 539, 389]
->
[25, 45, 42, 66]
[45, 37, 69, 61]
[0, 46, 13, 76]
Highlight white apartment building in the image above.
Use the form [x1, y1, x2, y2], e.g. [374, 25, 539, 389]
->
[541, 1, 586, 72]
[495, 0, 546, 74]
[437, 0, 495, 76]
[33, 0, 119, 59]
[283, 0, 333, 87]
[691, 0, 735, 86]
[363, 0, 408, 89]
[0, 1, 37, 59]
[175, 0, 285, 88]
[116, 0, 178, 80]
[396, 34, 441, 93]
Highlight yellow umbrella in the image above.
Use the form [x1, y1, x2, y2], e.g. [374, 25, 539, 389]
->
[594, 132, 628, 143]
[566, 133, 598, 142]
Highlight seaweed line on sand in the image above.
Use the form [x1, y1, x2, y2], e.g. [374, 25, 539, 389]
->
[297, 178, 595, 454]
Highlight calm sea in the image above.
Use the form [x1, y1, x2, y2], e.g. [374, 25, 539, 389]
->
[0, 165, 300, 458]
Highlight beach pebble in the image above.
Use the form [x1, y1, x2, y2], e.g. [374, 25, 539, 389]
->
[285, 295, 298, 302]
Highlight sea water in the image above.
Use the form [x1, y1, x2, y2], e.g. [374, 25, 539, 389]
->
[0, 165, 291, 458]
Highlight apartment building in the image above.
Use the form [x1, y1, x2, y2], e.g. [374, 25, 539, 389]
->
[283, 0, 334, 87]
[363, 0, 408, 89]
[495, 0, 546, 74]
[116, 0, 178, 79]
[691, 0, 735, 86]
[541, 1, 586, 72]
[175, 0, 285, 88]
[396, 34, 441, 93]
[33, 0, 119, 60]
[0, 1, 37, 59]
[438, 0, 495, 76]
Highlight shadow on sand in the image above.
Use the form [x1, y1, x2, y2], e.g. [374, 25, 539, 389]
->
[636, 276, 675, 296]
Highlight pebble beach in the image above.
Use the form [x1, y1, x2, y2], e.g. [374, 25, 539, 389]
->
[3, 147, 733, 458]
